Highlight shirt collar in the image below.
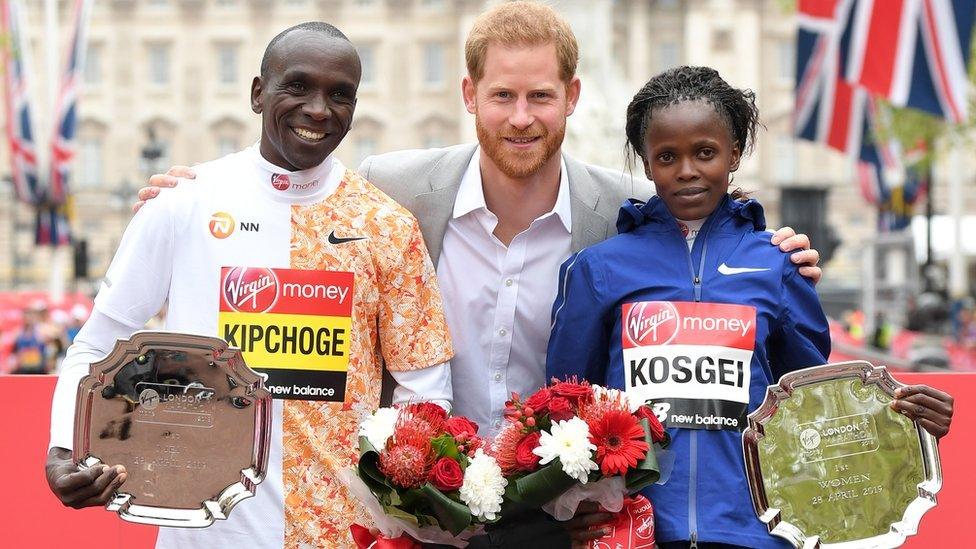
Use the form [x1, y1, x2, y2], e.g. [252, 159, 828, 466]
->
[247, 142, 344, 204]
[452, 146, 572, 232]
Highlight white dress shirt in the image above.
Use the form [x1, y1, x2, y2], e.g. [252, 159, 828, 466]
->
[436, 149, 572, 438]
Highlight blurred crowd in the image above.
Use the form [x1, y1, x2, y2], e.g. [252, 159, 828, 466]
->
[2, 298, 91, 375]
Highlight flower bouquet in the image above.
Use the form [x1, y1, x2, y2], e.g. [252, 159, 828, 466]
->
[491, 379, 670, 523]
[341, 402, 507, 548]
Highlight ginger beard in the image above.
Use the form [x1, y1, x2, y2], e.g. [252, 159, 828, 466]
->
[475, 113, 566, 179]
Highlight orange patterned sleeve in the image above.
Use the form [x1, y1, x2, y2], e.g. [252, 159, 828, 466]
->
[377, 215, 453, 372]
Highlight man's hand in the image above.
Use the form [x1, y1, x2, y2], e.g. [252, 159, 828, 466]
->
[891, 385, 954, 439]
[132, 165, 196, 213]
[770, 227, 822, 284]
[46, 447, 127, 509]
[563, 501, 615, 549]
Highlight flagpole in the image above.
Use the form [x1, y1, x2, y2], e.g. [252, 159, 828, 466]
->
[947, 144, 967, 300]
[44, 0, 66, 302]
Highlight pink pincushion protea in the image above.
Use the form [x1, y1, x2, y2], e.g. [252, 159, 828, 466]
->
[490, 423, 527, 476]
[377, 407, 439, 488]
[379, 443, 434, 489]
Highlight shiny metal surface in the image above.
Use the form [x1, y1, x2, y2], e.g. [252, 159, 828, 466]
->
[742, 361, 942, 548]
[73, 331, 272, 527]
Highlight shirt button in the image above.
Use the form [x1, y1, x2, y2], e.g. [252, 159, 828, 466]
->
[494, 373, 502, 382]
[505, 278, 514, 287]
[498, 328, 507, 336]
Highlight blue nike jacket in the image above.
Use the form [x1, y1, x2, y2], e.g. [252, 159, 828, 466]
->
[546, 194, 830, 548]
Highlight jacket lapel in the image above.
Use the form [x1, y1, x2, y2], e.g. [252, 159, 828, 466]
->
[564, 154, 612, 252]
[412, 145, 478, 265]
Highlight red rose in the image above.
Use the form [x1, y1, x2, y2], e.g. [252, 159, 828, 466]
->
[548, 397, 575, 422]
[428, 457, 464, 492]
[515, 431, 542, 472]
[636, 405, 667, 444]
[445, 416, 479, 439]
[406, 402, 448, 421]
[551, 380, 593, 405]
[523, 388, 553, 415]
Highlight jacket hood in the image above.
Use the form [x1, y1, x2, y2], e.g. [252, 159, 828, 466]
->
[616, 194, 767, 234]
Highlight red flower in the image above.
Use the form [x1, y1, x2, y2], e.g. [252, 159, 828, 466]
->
[588, 409, 650, 476]
[445, 416, 479, 439]
[548, 397, 575, 422]
[379, 443, 433, 489]
[428, 457, 464, 492]
[551, 380, 593, 406]
[635, 405, 667, 443]
[405, 402, 448, 421]
[524, 388, 553, 415]
[402, 402, 447, 438]
[514, 431, 542, 472]
[490, 424, 524, 475]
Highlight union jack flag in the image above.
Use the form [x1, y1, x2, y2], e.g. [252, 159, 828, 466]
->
[793, 0, 968, 229]
[48, 0, 94, 206]
[1, 0, 41, 205]
[846, 0, 976, 124]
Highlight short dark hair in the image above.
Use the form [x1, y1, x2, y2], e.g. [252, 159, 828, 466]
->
[625, 66, 761, 164]
[260, 22, 351, 77]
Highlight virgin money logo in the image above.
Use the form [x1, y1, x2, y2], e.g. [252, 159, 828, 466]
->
[222, 267, 279, 313]
[209, 212, 235, 239]
[271, 174, 290, 191]
[625, 301, 679, 346]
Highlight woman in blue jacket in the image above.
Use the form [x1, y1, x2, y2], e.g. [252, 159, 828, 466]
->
[547, 66, 953, 548]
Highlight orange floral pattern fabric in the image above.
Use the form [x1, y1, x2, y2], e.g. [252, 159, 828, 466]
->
[283, 170, 453, 547]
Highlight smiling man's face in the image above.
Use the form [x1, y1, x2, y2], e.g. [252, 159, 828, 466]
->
[251, 30, 360, 171]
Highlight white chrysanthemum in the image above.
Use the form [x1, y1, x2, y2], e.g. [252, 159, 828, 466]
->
[533, 417, 598, 483]
[459, 449, 508, 521]
[592, 384, 643, 413]
[358, 407, 399, 450]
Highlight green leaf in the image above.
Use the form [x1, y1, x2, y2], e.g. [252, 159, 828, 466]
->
[626, 419, 662, 493]
[357, 437, 393, 495]
[508, 459, 578, 508]
[431, 435, 460, 460]
[419, 483, 474, 535]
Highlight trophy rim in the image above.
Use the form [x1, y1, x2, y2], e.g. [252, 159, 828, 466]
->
[741, 361, 943, 549]
[72, 330, 272, 527]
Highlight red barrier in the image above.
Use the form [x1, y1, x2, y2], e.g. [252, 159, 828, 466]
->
[3, 373, 973, 548]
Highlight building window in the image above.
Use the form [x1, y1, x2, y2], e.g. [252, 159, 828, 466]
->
[712, 29, 733, 52]
[217, 44, 237, 85]
[659, 42, 679, 71]
[359, 44, 375, 88]
[774, 135, 796, 184]
[148, 44, 170, 86]
[78, 138, 103, 188]
[84, 45, 101, 86]
[423, 43, 445, 86]
[777, 40, 796, 83]
[217, 136, 238, 157]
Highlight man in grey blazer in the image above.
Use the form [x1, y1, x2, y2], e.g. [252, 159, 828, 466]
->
[136, 3, 820, 548]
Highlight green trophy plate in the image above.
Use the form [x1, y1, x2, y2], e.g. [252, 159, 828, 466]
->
[742, 361, 941, 548]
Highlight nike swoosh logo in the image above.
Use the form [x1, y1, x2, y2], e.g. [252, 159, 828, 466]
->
[718, 263, 770, 275]
[328, 230, 367, 245]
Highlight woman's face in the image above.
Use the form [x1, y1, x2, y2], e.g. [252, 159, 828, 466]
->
[641, 100, 741, 221]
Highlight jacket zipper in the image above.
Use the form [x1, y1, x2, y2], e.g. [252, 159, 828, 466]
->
[679, 214, 712, 546]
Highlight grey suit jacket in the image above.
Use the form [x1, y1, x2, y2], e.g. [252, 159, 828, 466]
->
[358, 143, 653, 264]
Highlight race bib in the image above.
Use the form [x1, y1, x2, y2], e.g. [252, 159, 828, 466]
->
[622, 301, 756, 431]
[218, 266, 353, 402]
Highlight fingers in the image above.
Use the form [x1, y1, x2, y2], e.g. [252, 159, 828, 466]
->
[778, 233, 812, 253]
[56, 465, 126, 508]
[769, 226, 796, 245]
[798, 265, 823, 284]
[891, 385, 953, 439]
[148, 173, 181, 188]
[132, 200, 146, 214]
[789, 248, 819, 267]
[568, 522, 613, 547]
[164, 165, 195, 178]
[76, 467, 128, 508]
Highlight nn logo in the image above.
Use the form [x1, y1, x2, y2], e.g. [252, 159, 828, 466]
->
[209, 212, 259, 239]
